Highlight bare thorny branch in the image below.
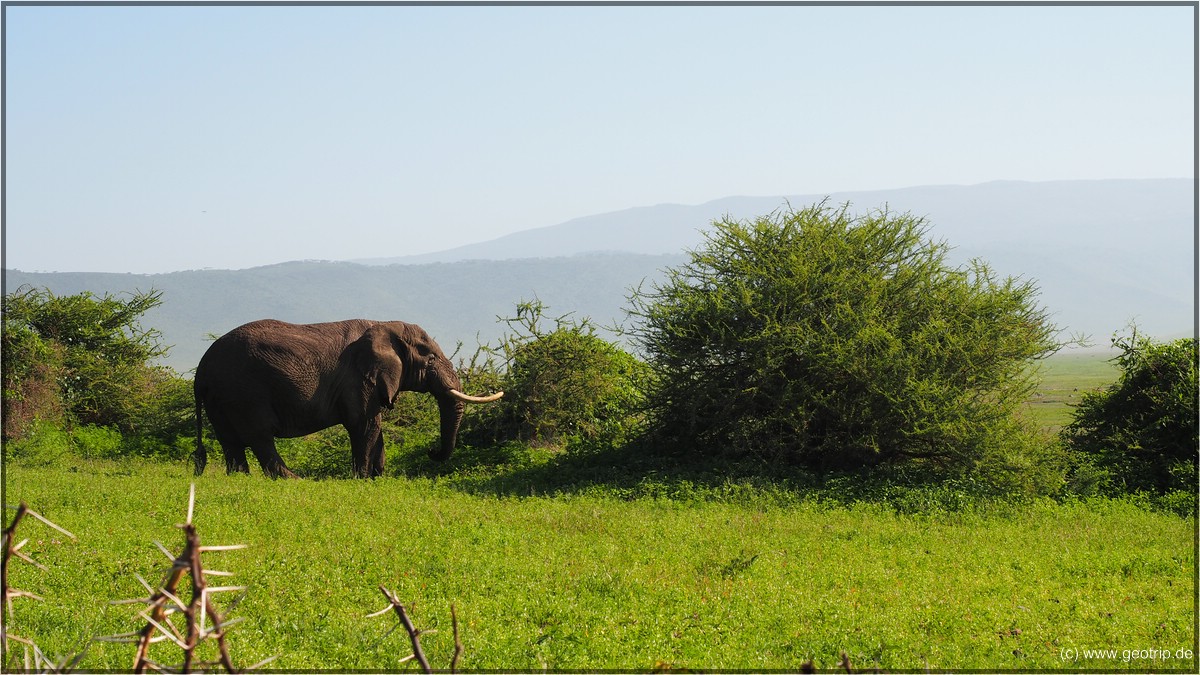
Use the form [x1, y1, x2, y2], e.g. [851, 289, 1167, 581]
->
[369, 586, 463, 673]
[101, 484, 273, 674]
[7, 487, 464, 674]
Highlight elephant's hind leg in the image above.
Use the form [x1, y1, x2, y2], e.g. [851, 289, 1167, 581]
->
[205, 404, 251, 475]
[249, 438, 298, 479]
[222, 444, 251, 474]
[212, 431, 250, 474]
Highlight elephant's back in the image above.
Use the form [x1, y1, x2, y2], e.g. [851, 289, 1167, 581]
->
[197, 319, 376, 378]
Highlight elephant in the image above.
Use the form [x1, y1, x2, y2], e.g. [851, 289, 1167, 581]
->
[192, 319, 502, 478]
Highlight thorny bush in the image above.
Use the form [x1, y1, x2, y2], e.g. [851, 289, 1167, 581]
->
[1062, 331, 1198, 496]
[627, 202, 1069, 494]
[459, 300, 649, 454]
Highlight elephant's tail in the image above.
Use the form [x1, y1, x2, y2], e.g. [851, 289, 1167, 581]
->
[192, 392, 208, 476]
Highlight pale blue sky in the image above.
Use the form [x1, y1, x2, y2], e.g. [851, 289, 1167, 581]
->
[3, 3, 1194, 273]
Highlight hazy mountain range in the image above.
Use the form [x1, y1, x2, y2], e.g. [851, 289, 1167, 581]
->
[6, 179, 1193, 373]
[355, 179, 1193, 265]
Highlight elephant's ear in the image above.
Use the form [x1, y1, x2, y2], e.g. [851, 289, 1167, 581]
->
[350, 325, 405, 410]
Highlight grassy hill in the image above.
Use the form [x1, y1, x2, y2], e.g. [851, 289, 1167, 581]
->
[6, 246, 1192, 375]
[6, 248, 1191, 377]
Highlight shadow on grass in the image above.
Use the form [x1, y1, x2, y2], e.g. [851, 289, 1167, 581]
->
[388, 438, 1003, 513]
[399, 439, 773, 494]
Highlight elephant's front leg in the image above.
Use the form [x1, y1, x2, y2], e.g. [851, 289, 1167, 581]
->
[347, 417, 384, 478]
[368, 428, 386, 478]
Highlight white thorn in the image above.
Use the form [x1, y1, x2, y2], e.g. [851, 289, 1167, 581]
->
[366, 604, 394, 618]
[199, 544, 248, 552]
[187, 483, 196, 525]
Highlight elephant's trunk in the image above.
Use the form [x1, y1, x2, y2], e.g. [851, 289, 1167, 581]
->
[432, 396, 466, 462]
[427, 360, 503, 461]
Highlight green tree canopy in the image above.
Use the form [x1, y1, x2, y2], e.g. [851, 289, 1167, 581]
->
[2, 286, 187, 440]
[629, 203, 1064, 481]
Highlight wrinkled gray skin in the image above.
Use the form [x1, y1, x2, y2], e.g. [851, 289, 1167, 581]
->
[193, 319, 491, 478]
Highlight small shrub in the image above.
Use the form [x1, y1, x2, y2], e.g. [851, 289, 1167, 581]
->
[71, 424, 123, 459]
[968, 416, 1071, 499]
[3, 421, 73, 466]
[461, 300, 649, 454]
[115, 432, 195, 461]
[1062, 332, 1198, 494]
[382, 390, 442, 456]
[127, 366, 195, 441]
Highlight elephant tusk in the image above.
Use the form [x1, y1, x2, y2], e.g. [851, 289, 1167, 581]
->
[447, 389, 504, 404]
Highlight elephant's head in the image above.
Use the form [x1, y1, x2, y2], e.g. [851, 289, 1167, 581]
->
[351, 322, 502, 461]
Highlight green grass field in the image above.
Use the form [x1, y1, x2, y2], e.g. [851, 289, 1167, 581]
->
[4, 459, 1195, 672]
[4, 350, 1195, 672]
[1024, 350, 1120, 432]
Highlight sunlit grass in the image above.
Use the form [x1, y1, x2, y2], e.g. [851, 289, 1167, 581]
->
[5, 458, 1193, 671]
[1025, 350, 1119, 432]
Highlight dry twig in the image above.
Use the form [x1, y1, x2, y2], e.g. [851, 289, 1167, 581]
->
[377, 586, 432, 672]
[370, 586, 464, 673]
[449, 603, 463, 673]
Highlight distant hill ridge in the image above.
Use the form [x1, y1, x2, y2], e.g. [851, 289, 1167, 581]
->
[6, 179, 1193, 373]
[353, 179, 1193, 265]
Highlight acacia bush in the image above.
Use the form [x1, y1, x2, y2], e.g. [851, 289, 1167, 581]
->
[1, 321, 66, 439]
[2, 287, 192, 449]
[460, 300, 648, 454]
[628, 203, 1066, 490]
[1062, 332, 1198, 495]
